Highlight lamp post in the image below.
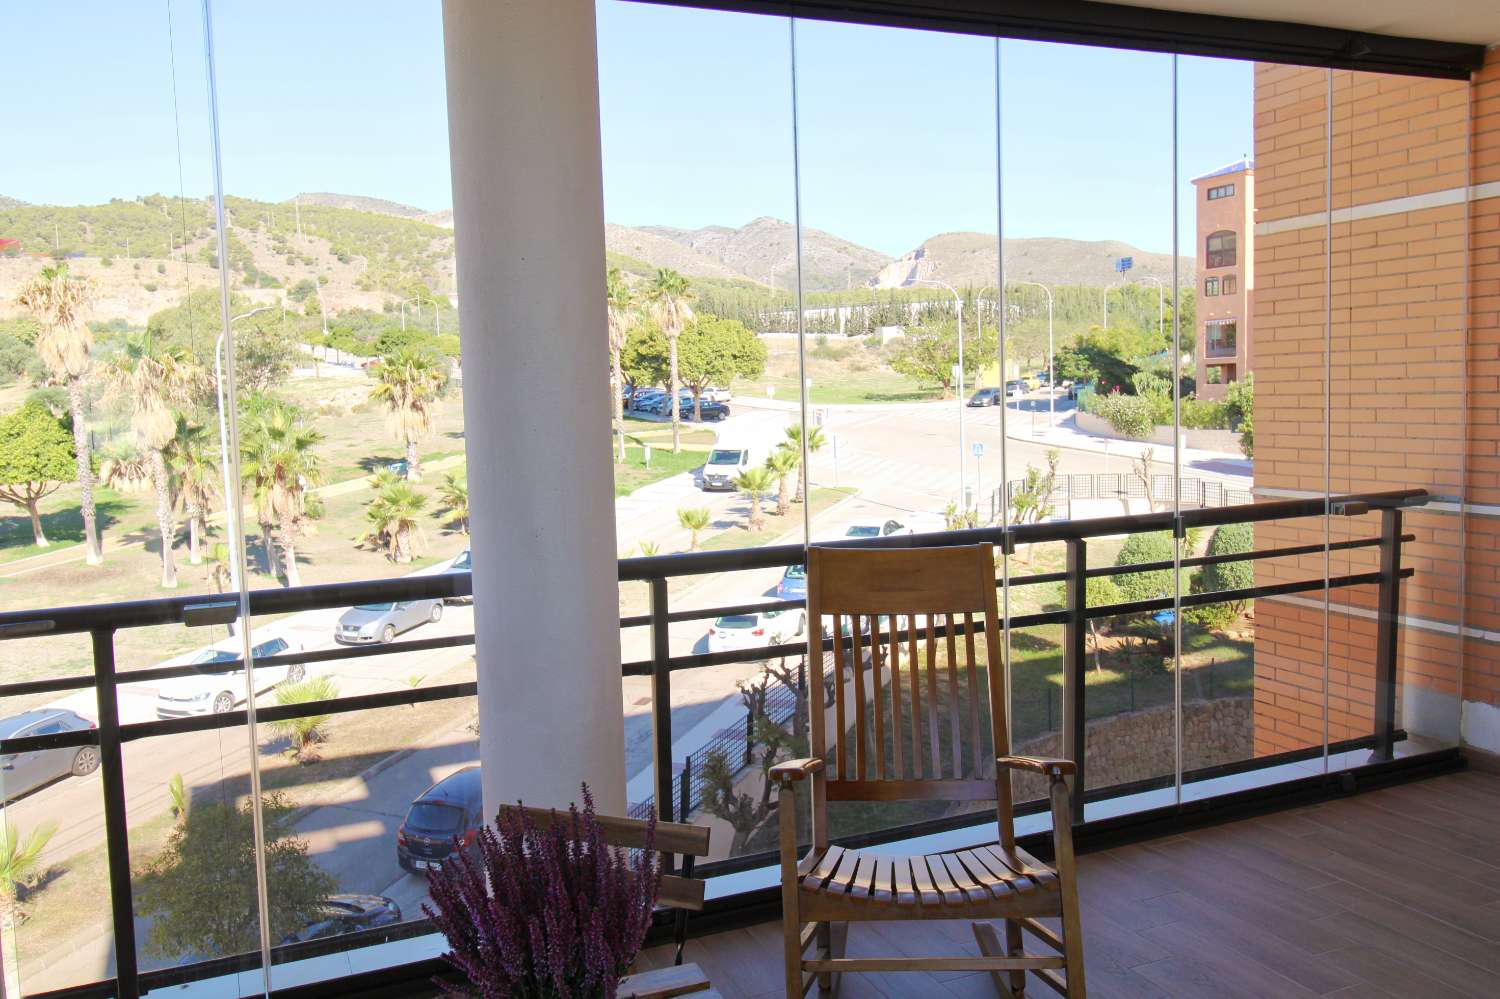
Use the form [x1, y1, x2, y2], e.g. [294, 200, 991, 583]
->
[1138, 276, 1166, 339]
[1009, 280, 1055, 427]
[914, 277, 966, 506]
[399, 296, 421, 332]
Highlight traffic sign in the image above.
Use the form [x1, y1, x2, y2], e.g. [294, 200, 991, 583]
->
[971, 442, 985, 458]
[1115, 256, 1134, 273]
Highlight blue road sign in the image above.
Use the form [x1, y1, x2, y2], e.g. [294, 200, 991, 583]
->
[1115, 256, 1134, 273]
[971, 442, 985, 458]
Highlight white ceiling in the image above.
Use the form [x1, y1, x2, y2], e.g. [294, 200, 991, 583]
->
[1109, 0, 1500, 46]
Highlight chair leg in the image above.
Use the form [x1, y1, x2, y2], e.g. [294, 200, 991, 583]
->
[783, 919, 803, 999]
[816, 922, 832, 995]
[1005, 919, 1027, 998]
[818, 922, 847, 997]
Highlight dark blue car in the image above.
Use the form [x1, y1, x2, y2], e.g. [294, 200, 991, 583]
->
[775, 564, 807, 601]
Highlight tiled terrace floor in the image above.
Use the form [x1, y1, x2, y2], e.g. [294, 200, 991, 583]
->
[638, 769, 1500, 998]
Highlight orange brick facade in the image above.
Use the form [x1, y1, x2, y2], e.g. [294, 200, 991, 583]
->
[1251, 51, 1500, 758]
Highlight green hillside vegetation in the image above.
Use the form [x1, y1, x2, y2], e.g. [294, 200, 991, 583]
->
[0, 194, 453, 298]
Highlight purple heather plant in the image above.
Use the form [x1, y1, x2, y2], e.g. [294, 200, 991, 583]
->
[423, 784, 660, 999]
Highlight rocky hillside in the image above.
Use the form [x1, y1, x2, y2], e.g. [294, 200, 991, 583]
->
[639, 216, 887, 292]
[873, 232, 1193, 289]
[291, 192, 429, 218]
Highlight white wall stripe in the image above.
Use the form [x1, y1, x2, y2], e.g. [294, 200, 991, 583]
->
[1255, 180, 1500, 237]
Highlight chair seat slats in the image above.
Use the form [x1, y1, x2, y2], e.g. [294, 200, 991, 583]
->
[800, 846, 1058, 911]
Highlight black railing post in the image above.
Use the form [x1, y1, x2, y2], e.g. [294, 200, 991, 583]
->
[745, 709, 754, 767]
[1062, 538, 1087, 823]
[679, 753, 692, 822]
[92, 626, 139, 999]
[1371, 507, 1403, 762]
[649, 578, 675, 867]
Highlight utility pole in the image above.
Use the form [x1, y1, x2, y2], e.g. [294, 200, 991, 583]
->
[1010, 280, 1055, 427]
[915, 276, 966, 505]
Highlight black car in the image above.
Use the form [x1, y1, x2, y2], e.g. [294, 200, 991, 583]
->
[692, 400, 730, 421]
[280, 894, 402, 944]
[968, 387, 1002, 407]
[397, 766, 484, 874]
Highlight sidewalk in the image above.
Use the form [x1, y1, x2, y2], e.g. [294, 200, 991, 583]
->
[1007, 408, 1252, 478]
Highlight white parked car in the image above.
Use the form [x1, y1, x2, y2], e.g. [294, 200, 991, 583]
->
[840, 520, 914, 541]
[706, 608, 807, 654]
[154, 635, 307, 719]
[703, 386, 733, 403]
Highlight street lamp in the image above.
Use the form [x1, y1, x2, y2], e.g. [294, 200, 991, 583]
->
[913, 276, 967, 506]
[399, 296, 421, 332]
[1009, 280, 1055, 428]
[214, 306, 274, 598]
[1137, 276, 1166, 339]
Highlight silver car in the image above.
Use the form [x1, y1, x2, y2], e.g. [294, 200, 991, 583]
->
[336, 599, 444, 645]
[1, 709, 100, 801]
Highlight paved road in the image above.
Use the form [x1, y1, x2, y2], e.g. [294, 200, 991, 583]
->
[12, 396, 1253, 990]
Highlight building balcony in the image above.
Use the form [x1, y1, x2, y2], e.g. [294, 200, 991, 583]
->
[2, 487, 1475, 999]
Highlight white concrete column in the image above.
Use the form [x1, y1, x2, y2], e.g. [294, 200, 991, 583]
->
[442, 0, 625, 814]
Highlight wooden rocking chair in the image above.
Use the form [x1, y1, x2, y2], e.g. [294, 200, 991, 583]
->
[771, 543, 1085, 997]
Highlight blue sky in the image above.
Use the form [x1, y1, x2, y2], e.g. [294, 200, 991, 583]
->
[1, 1, 1251, 258]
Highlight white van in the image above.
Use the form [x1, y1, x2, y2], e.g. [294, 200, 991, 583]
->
[701, 438, 759, 491]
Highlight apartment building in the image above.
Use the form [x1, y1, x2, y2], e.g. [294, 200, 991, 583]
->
[1192, 160, 1254, 399]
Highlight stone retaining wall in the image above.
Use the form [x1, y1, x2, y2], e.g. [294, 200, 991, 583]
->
[1009, 697, 1253, 802]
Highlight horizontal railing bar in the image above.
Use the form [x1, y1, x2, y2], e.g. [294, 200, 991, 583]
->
[614, 488, 1428, 580]
[0, 574, 469, 639]
[0, 634, 476, 700]
[0, 727, 100, 756]
[1091, 534, 1395, 580]
[1, 489, 1427, 641]
[111, 681, 478, 743]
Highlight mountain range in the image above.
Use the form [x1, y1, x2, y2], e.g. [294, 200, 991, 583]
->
[285, 194, 1191, 291]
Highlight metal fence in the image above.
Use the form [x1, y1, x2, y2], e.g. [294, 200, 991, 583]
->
[0, 487, 1426, 999]
[990, 472, 1256, 522]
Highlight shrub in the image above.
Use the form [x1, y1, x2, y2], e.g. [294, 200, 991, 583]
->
[143, 282, 158, 292]
[1180, 397, 1230, 430]
[424, 785, 660, 999]
[0, 334, 32, 385]
[157, 262, 167, 274]
[1114, 531, 1175, 603]
[1201, 522, 1253, 594]
[1239, 412, 1254, 457]
[1093, 392, 1155, 439]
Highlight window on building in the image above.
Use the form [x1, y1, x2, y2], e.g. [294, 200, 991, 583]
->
[1207, 183, 1236, 200]
[1206, 229, 1237, 268]
[1206, 365, 1224, 385]
[1205, 276, 1219, 296]
[1207, 319, 1237, 356]
[1222, 274, 1238, 295]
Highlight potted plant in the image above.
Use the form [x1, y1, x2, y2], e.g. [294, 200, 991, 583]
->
[424, 784, 660, 998]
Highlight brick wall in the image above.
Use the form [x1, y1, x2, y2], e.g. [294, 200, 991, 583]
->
[1250, 55, 1492, 757]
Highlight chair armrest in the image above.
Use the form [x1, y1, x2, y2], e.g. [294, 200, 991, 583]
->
[997, 755, 1075, 779]
[769, 757, 825, 786]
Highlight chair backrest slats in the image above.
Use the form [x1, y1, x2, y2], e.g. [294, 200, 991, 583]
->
[871, 617, 887, 780]
[964, 612, 984, 780]
[805, 545, 1010, 815]
[888, 613, 904, 780]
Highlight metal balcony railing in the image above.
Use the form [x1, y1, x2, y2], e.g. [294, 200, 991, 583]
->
[0, 487, 1427, 999]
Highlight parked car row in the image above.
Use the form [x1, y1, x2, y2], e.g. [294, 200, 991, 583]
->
[625, 388, 731, 421]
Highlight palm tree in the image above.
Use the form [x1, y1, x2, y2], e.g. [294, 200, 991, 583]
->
[606, 268, 637, 463]
[15, 264, 101, 564]
[0, 820, 56, 925]
[168, 420, 218, 565]
[271, 677, 338, 763]
[735, 466, 775, 532]
[364, 480, 427, 563]
[676, 506, 711, 551]
[782, 424, 827, 503]
[436, 469, 469, 534]
[646, 268, 694, 454]
[241, 402, 324, 588]
[100, 335, 207, 589]
[369, 347, 447, 482]
[765, 448, 799, 518]
[205, 542, 234, 593]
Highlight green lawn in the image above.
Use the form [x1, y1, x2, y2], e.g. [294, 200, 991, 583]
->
[613, 445, 706, 497]
[697, 487, 856, 552]
[738, 371, 942, 405]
